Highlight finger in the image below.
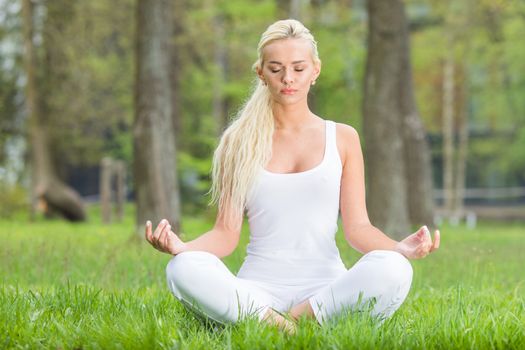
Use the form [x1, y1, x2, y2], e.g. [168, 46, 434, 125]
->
[423, 225, 432, 239]
[157, 224, 171, 251]
[163, 228, 173, 252]
[151, 220, 167, 249]
[416, 244, 428, 258]
[415, 237, 432, 257]
[422, 226, 434, 249]
[153, 219, 168, 241]
[147, 221, 160, 249]
[152, 221, 160, 238]
[153, 223, 166, 246]
[145, 221, 152, 242]
[416, 226, 427, 240]
[430, 230, 441, 252]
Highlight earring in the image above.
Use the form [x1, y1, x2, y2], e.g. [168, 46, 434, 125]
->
[311, 80, 316, 86]
[262, 80, 267, 86]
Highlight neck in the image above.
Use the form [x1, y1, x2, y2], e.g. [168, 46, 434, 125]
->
[272, 102, 314, 130]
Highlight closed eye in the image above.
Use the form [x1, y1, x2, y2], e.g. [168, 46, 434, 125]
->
[269, 67, 305, 73]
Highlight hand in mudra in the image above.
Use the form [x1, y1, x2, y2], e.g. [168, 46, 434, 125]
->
[145, 219, 186, 255]
[395, 225, 440, 259]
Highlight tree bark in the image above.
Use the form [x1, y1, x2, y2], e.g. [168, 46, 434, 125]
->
[290, 0, 302, 19]
[454, 62, 469, 218]
[212, 10, 228, 136]
[171, 0, 185, 146]
[363, 0, 410, 238]
[277, 0, 292, 19]
[134, 0, 181, 233]
[363, 0, 434, 237]
[398, 2, 435, 227]
[114, 160, 126, 222]
[442, 54, 455, 217]
[23, 0, 86, 222]
[100, 157, 113, 224]
[277, 0, 303, 20]
[22, 0, 40, 220]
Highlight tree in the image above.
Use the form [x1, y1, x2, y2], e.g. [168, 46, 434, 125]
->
[22, 0, 86, 221]
[171, 0, 186, 143]
[211, 1, 228, 136]
[363, 0, 434, 238]
[134, 0, 182, 233]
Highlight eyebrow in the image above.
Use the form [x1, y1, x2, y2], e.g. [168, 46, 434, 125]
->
[268, 60, 306, 65]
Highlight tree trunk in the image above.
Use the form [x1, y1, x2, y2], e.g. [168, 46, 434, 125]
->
[22, 0, 40, 220]
[212, 10, 228, 136]
[23, 0, 86, 222]
[134, 0, 181, 233]
[398, 2, 435, 227]
[364, 0, 433, 238]
[100, 157, 113, 224]
[114, 160, 126, 222]
[442, 54, 455, 217]
[290, 0, 302, 19]
[277, 0, 292, 19]
[363, 0, 410, 238]
[171, 0, 185, 146]
[277, 0, 302, 20]
[455, 63, 469, 218]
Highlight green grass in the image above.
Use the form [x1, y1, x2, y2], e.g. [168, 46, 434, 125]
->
[1, 205, 524, 349]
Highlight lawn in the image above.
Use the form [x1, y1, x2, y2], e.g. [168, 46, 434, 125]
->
[1, 205, 524, 349]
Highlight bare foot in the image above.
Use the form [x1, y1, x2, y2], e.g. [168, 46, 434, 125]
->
[289, 299, 316, 321]
[262, 308, 297, 335]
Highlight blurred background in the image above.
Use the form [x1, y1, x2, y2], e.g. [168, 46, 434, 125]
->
[0, 0, 524, 231]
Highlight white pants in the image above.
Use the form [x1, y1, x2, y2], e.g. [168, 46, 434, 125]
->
[166, 250, 412, 325]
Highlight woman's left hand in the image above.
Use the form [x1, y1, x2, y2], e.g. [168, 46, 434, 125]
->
[395, 225, 440, 259]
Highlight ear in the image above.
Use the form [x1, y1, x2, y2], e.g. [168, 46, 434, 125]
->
[313, 60, 321, 80]
[256, 66, 264, 82]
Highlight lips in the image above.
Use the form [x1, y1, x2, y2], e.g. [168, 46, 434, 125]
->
[280, 89, 297, 95]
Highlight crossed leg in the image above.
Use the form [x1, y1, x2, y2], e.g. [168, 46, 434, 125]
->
[166, 250, 412, 331]
[289, 250, 413, 325]
[166, 251, 297, 333]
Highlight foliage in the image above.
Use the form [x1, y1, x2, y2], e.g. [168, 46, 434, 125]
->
[40, 0, 135, 170]
[1, 210, 524, 348]
[0, 0, 524, 200]
[0, 181, 28, 218]
[0, 1, 24, 170]
[178, 150, 214, 214]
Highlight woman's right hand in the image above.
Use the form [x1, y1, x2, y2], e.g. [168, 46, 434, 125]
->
[145, 219, 187, 255]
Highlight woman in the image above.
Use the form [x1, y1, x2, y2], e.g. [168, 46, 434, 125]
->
[145, 19, 440, 333]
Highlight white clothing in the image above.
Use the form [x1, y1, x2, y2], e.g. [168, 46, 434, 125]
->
[166, 119, 413, 325]
[238, 120, 346, 287]
[166, 250, 412, 325]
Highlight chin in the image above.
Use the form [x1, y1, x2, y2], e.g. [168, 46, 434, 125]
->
[273, 95, 306, 106]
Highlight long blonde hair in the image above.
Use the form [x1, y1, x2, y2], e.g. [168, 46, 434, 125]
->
[208, 19, 321, 229]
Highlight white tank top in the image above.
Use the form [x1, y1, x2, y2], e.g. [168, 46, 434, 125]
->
[237, 120, 347, 287]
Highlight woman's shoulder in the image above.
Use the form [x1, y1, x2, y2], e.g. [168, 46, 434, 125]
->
[332, 121, 360, 141]
[314, 116, 360, 143]
[329, 121, 362, 168]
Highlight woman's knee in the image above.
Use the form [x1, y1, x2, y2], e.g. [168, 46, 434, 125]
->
[166, 251, 218, 292]
[365, 250, 413, 289]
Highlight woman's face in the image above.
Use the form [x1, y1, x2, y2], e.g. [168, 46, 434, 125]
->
[257, 38, 321, 106]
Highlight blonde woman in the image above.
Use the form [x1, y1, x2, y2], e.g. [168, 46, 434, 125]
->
[145, 19, 440, 333]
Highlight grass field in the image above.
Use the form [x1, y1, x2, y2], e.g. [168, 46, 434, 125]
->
[1, 205, 524, 349]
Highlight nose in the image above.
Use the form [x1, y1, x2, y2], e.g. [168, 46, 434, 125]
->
[282, 69, 293, 86]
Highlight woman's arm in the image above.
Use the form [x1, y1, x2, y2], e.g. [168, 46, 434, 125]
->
[337, 124, 397, 253]
[337, 123, 439, 258]
[145, 207, 243, 258]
